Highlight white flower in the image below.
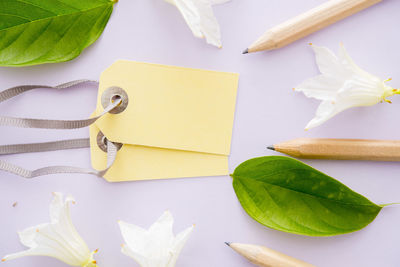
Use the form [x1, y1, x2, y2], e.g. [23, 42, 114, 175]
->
[119, 211, 194, 267]
[2, 193, 98, 267]
[164, 0, 231, 48]
[295, 43, 398, 130]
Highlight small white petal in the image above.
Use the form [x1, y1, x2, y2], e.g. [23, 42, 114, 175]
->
[119, 211, 193, 267]
[118, 221, 148, 253]
[207, 0, 231, 5]
[165, 0, 229, 47]
[305, 100, 339, 130]
[295, 75, 342, 101]
[17, 225, 42, 248]
[121, 244, 148, 267]
[337, 43, 380, 82]
[148, 211, 174, 246]
[168, 225, 194, 267]
[312, 45, 343, 76]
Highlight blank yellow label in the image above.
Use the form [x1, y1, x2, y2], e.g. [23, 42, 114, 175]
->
[91, 61, 239, 182]
[90, 124, 230, 182]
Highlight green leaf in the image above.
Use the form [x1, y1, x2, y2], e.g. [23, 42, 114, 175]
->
[232, 156, 384, 236]
[0, 0, 116, 66]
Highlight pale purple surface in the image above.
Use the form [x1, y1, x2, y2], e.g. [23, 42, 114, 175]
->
[1, 0, 400, 266]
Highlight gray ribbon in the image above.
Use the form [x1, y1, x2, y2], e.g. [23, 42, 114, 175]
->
[0, 140, 117, 178]
[0, 139, 90, 155]
[0, 100, 119, 129]
[0, 80, 96, 103]
[0, 80, 121, 178]
[0, 80, 119, 129]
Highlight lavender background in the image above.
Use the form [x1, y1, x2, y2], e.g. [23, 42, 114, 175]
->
[1, 0, 400, 266]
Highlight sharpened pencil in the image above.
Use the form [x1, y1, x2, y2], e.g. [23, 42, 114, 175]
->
[226, 242, 315, 267]
[245, 0, 382, 53]
[269, 138, 400, 162]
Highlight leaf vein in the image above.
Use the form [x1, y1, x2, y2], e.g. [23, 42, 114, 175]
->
[14, 0, 58, 15]
[234, 174, 376, 208]
[261, 183, 329, 234]
[0, 24, 29, 53]
[5, 20, 53, 62]
[299, 195, 354, 231]
[0, 2, 112, 34]
[0, 13, 32, 21]
[51, 0, 80, 11]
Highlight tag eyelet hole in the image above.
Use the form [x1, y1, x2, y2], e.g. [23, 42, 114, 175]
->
[110, 94, 122, 106]
[96, 131, 123, 153]
[101, 87, 129, 114]
[101, 136, 108, 146]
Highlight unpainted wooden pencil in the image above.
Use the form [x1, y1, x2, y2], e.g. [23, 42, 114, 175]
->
[244, 0, 382, 53]
[226, 242, 315, 267]
[269, 138, 400, 162]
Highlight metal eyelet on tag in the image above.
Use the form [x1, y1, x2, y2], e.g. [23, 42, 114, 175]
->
[101, 86, 129, 114]
[96, 131, 123, 153]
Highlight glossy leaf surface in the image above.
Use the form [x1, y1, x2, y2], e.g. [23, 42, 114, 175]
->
[232, 156, 383, 236]
[0, 0, 115, 66]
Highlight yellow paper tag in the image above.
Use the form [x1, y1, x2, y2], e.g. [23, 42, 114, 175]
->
[91, 60, 239, 182]
[90, 124, 229, 182]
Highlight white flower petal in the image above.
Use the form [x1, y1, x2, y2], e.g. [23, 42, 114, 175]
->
[50, 193, 75, 223]
[168, 225, 194, 267]
[2, 224, 70, 262]
[118, 221, 148, 253]
[49, 193, 90, 257]
[171, 0, 204, 38]
[165, 0, 228, 47]
[297, 44, 395, 130]
[337, 43, 380, 82]
[119, 211, 193, 267]
[121, 244, 148, 267]
[295, 75, 342, 100]
[336, 79, 384, 106]
[208, 0, 231, 5]
[148, 211, 174, 246]
[17, 224, 42, 248]
[311, 45, 345, 78]
[305, 100, 341, 130]
[3, 193, 97, 267]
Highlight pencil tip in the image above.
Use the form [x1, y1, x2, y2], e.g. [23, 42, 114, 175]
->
[242, 48, 249, 54]
[225, 242, 231, 247]
[267, 146, 275, 151]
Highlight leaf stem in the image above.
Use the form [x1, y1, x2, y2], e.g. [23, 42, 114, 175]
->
[379, 203, 400, 207]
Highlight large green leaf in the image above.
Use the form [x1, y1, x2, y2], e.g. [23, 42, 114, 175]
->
[0, 0, 116, 66]
[232, 156, 384, 236]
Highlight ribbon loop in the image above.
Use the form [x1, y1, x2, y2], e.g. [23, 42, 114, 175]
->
[0, 80, 120, 130]
[0, 140, 118, 178]
[0, 80, 122, 179]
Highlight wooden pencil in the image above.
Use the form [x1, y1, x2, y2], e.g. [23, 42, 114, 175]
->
[225, 242, 315, 267]
[268, 138, 400, 162]
[244, 0, 382, 53]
